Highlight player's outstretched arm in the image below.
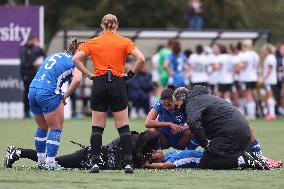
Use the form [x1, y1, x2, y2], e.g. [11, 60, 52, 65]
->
[143, 162, 175, 169]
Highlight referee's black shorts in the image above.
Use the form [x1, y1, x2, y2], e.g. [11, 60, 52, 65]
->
[90, 74, 128, 112]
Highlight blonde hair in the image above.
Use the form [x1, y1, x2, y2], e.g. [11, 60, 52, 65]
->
[262, 44, 276, 54]
[68, 38, 83, 54]
[101, 14, 118, 31]
[242, 39, 253, 50]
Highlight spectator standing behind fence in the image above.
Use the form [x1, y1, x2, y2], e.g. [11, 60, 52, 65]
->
[186, 0, 204, 30]
[19, 35, 43, 118]
[33, 37, 45, 66]
[164, 40, 187, 88]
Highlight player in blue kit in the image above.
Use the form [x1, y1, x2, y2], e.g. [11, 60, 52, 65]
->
[163, 40, 187, 87]
[145, 85, 199, 150]
[143, 149, 203, 169]
[28, 38, 83, 170]
[143, 140, 281, 170]
[143, 149, 278, 170]
[145, 85, 282, 169]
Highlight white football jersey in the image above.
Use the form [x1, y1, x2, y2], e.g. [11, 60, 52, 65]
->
[218, 54, 234, 84]
[188, 53, 208, 83]
[263, 54, 277, 85]
[207, 54, 219, 85]
[239, 50, 259, 82]
[230, 54, 241, 81]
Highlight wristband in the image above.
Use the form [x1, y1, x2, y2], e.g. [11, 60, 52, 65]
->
[127, 70, 135, 78]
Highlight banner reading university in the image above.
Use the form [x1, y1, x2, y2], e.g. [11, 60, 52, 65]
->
[0, 6, 44, 119]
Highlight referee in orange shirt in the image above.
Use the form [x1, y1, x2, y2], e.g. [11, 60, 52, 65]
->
[72, 14, 145, 173]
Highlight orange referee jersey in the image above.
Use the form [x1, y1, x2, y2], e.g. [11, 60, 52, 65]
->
[78, 32, 136, 77]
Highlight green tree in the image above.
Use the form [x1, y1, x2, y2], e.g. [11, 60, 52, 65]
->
[1, 0, 283, 44]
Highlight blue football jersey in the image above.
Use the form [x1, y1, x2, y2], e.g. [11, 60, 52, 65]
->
[162, 150, 203, 168]
[152, 100, 186, 134]
[152, 100, 186, 124]
[166, 53, 187, 73]
[30, 51, 75, 94]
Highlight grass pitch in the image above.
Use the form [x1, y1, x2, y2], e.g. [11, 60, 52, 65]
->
[0, 118, 283, 189]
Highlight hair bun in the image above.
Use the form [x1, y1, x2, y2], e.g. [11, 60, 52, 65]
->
[101, 14, 118, 30]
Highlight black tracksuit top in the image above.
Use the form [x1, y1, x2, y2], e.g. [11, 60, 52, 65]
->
[184, 85, 249, 148]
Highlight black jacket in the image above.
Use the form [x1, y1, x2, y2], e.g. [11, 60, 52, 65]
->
[185, 85, 249, 148]
[19, 44, 37, 76]
[127, 72, 153, 95]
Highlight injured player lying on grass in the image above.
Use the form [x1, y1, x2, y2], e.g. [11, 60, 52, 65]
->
[143, 149, 283, 170]
[4, 130, 158, 170]
[4, 130, 282, 171]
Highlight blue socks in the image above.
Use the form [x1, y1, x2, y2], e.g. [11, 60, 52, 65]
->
[35, 128, 48, 153]
[173, 150, 203, 168]
[251, 139, 262, 157]
[35, 128, 48, 163]
[187, 138, 199, 150]
[46, 129, 62, 163]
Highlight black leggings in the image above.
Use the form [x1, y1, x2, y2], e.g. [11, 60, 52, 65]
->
[199, 152, 240, 170]
[20, 148, 87, 169]
[199, 127, 250, 170]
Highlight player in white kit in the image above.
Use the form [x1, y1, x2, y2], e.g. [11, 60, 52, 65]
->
[188, 45, 208, 88]
[207, 43, 221, 95]
[239, 40, 260, 119]
[228, 44, 242, 109]
[216, 45, 234, 103]
[261, 44, 278, 120]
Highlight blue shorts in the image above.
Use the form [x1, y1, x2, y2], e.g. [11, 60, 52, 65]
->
[28, 87, 63, 115]
[161, 128, 184, 150]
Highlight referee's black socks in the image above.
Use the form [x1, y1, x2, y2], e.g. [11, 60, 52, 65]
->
[117, 125, 133, 166]
[90, 126, 104, 165]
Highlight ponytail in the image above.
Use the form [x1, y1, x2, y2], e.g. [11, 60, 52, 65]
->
[67, 38, 83, 55]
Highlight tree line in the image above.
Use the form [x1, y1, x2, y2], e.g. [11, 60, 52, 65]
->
[1, 0, 283, 44]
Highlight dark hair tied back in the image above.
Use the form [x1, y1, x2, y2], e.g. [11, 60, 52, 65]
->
[68, 38, 83, 55]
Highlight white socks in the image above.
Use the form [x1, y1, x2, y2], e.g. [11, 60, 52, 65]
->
[267, 98, 276, 116]
[46, 157, 56, 164]
[246, 101, 256, 118]
[37, 153, 46, 164]
[238, 98, 246, 115]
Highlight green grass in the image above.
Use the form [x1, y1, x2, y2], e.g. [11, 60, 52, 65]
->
[0, 118, 284, 189]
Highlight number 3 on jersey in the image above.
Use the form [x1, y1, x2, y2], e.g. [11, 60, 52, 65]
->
[44, 54, 63, 69]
